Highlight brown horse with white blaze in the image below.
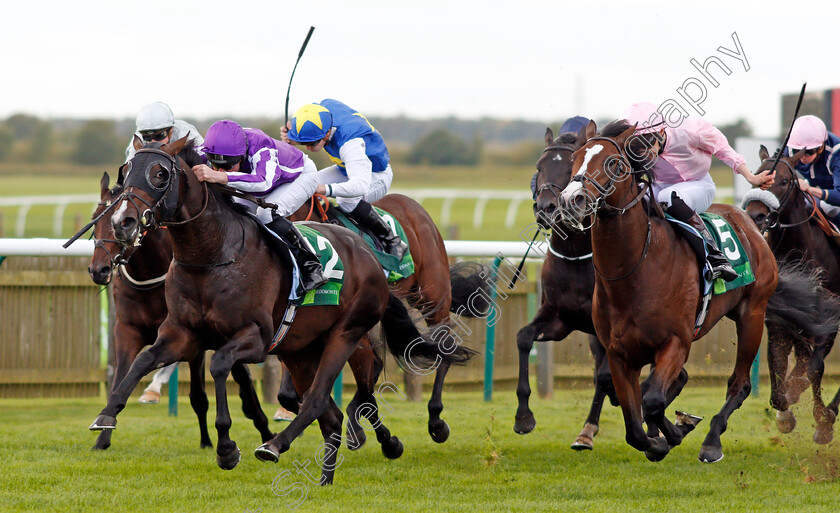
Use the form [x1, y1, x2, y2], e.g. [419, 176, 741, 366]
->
[89, 137, 472, 484]
[558, 120, 839, 462]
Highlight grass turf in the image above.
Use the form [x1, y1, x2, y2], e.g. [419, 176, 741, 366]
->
[1, 386, 839, 512]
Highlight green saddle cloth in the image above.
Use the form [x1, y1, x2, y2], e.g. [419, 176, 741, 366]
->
[701, 212, 755, 295]
[296, 225, 345, 307]
[330, 205, 415, 283]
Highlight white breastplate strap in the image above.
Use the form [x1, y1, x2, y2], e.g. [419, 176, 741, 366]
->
[118, 265, 167, 286]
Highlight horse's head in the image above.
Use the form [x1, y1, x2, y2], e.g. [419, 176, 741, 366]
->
[533, 127, 585, 229]
[742, 145, 806, 232]
[88, 172, 128, 285]
[111, 135, 190, 245]
[558, 120, 640, 230]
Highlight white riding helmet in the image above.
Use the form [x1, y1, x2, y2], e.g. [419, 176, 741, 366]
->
[135, 101, 175, 131]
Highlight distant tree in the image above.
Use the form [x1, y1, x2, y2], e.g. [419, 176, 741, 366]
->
[5, 113, 41, 139]
[73, 120, 123, 165]
[28, 122, 53, 163]
[718, 118, 753, 143]
[0, 124, 13, 160]
[407, 129, 481, 166]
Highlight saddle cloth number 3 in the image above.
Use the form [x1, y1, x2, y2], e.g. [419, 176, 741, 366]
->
[316, 235, 344, 280]
[710, 218, 740, 261]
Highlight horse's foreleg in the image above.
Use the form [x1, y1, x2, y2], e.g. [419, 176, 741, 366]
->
[608, 352, 667, 459]
[187, 353, 213, 449]
[786, 337, 814, 405]
[257, 328, 361, 467]
[809, 333, 837, 444]
[231, 362, 274, 443]
[642, 337, 695, 451]
[766, 326, 798, 433]
[315, 398, 345, 485]
[427, 360, 451, 443]
[93, 322, 145, 450]
[208, 325, 267, 471]
[514, 312, 569, 435]
[277, 361, 300, 414]
[91, 321, 196, 431]
[572, 335, 610, 450]
[699, 311, 763, 463]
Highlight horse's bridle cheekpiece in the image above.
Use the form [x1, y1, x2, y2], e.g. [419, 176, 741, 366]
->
[120, 147, 183, 229]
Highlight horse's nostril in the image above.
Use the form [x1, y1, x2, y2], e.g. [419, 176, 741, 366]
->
[120, 217, 135, 229]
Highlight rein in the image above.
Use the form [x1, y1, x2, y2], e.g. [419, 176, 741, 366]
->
[304, 193, 330, 222]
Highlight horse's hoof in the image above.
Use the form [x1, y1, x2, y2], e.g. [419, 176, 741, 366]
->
[776, 409, 796, 434]
[814, 426, 834, 445]
[570, 435, 594, 451]
[200, 440, 214, 449]
[137, 390, 160, 404]
[675, 411, 703, 436]
[217, 446, 241, 470]
[347, 429, 366, 451]
[514, 413, 536, 435]
[91, 441, 111, 451]
[429, 419, 450, 443]
[644, 437, 669, 462]
[785, 376, 809, 405]
[698, 445, 724, 463]
[254, 442, 280, 463]
[89, 414, 117, 431]
[382, 437, 404, 459]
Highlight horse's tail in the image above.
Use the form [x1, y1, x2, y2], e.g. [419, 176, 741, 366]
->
[380, 293, 476, 373]
[765, 260, 840, 340]
[449, 261, 494, 318]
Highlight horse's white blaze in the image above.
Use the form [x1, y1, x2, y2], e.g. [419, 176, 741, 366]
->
[113, 199, 128, 222]
[560, 180, 583, 201]
[576, 144, 603, 176]
[552, 154, 563, 161]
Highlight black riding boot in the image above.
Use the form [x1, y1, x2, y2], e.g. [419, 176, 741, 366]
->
[347, 200, 408, 260]
[665, 193, 738, 282]
[265, 215, 328, 291]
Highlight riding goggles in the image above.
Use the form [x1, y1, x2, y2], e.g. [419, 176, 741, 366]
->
[140, 128, 172, 142]
[791, 147, 821, 156]
[205, 153, 244, 171]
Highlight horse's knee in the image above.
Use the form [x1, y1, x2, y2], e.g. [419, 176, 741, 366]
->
[596, 369, 615, 396]
[642, 391, 666, 420]
[516, 327, 536, 353]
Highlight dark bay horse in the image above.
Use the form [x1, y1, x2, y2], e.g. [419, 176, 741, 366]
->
[90, 137, 472, 483]
[558, 120, 840, 462]
[743, 146, 840, 443]
[289, 194, 490, 446]
[514, 126, 618, 450]
[88, 171, 273, 451]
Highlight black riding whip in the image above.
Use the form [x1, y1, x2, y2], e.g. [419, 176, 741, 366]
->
[508, 229, 540, 289]
[284, 26, 315, 125]
[768, 82, 807, 175]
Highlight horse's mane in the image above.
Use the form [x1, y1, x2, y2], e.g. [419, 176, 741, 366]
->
[556, 131, 579, 145]
[599, 119, 658, 181]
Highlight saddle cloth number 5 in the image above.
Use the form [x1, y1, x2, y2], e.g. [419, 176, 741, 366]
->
[710, 218, 741, 261]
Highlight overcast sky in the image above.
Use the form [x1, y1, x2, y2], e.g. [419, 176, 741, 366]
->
[2, 0, 835, 137]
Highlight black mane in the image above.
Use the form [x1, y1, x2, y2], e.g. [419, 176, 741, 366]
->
[600, 119, 632, 138]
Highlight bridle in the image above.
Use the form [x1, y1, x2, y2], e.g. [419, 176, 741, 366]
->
[757, 157, 816, 230]
[562, 135, 653, 281]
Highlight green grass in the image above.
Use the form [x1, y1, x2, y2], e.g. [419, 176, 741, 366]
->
[1, 387, 839, 512]
[0, 164, 737, 240]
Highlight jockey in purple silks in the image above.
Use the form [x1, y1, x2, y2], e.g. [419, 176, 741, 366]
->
[192, 120, 327, 292]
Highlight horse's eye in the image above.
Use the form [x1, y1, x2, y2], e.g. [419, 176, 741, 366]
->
[780, 178, 788, 186]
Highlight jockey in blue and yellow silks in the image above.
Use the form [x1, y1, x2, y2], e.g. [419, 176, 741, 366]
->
[282, 99, 407, 259]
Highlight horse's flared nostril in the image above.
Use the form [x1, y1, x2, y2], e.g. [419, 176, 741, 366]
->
[120, 217, 136, 230]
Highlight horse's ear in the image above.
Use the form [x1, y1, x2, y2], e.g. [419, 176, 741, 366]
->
[100, 172, 110, 196]
[161, 135, 188, 156]
[790, 147, 807, 163]
[544, 127, 554, 147]
[132, 134, 144, 151]
[617, 124, 637, 143]
[758, 145, 769, 161]
[584, 120, 597, 140]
